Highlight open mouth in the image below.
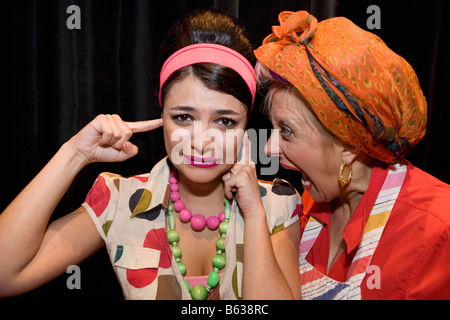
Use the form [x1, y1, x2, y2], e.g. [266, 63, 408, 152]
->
[301, 173, 312, 191]
[280, 162, 313, 191]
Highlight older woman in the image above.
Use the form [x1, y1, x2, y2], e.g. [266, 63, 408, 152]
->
[255, 11, 450, 299]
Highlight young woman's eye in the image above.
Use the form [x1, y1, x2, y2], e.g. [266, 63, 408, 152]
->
[172, 114, 193, 123]
[217, 117, 238, 128]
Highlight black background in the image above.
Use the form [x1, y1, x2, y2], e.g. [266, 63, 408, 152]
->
[2, 0, 448, 299]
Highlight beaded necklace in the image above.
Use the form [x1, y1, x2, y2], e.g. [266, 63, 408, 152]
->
[166, 168, 231, 300]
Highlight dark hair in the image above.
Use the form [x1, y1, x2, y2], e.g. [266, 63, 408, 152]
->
[159, 8, 254, 113]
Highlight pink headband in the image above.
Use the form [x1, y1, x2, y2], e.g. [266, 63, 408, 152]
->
[159, 43, 256, 108]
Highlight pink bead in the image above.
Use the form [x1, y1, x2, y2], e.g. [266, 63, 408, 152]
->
[190, 214, 206, 231]
[173, 200, 185, 212]
[206, 216, 220, 230]
[179, 208, 192, 223]
[218, 211, 225, 222]
[170, 192, 180, 202]
[169, 176, 178, 184]
[170, 183, 179, 192]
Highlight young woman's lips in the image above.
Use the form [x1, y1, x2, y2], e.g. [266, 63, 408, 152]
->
[183, 155, 219, 168]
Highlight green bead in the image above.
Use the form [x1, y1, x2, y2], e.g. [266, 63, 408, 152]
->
[168, 213, 176, 230]
[191, 285, 208, 300]
[216, 237, 226, 251]
[224, 203, 231, 220]
[177, 261, 186, 276]
[171, 245, 182, 259]
[167, 230, 179, 243]
[219, 221, 229, 234]
[207, 271, 220, 288]
[212, 254, 226, 269]
[184, 279, 190, 293]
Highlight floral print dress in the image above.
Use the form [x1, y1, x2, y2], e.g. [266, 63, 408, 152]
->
[82, 157, 302, 300]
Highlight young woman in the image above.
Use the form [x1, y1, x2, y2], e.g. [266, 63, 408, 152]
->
[0, 9, 301, 300]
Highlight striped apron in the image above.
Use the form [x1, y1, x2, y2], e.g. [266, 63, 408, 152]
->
[299, 163, 407, 300]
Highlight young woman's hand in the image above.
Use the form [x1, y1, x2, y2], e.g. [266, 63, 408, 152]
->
[68, 114, 163, 164]
[222, 133, 265, 217]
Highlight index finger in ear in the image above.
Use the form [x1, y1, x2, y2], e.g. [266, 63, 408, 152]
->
[238, 132, 253, 165]
[126, 118, 163, 133]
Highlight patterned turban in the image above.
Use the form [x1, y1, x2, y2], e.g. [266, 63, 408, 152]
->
[255, 11, 427, 163]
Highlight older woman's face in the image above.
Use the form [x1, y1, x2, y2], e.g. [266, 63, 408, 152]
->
[265, 90, 342, 203]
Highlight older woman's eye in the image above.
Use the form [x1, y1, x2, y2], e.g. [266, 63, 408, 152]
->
[280, 125, 294, 138]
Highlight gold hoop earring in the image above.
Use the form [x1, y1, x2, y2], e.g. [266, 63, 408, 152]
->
[338, 163, 352, 186]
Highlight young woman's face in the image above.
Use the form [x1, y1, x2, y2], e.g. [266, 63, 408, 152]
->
[162, 75, 248, 184]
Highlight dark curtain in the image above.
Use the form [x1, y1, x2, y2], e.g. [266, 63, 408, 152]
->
[2, 0, 448, 299]
[335, 0, 450, 185]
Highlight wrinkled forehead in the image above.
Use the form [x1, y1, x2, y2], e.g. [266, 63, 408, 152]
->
[268, 87, 312, 126]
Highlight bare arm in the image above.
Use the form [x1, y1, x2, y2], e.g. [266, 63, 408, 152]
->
[241, 198, 301, 300]
[0, 206, 104, 297]
[271, 221, 301, 299]
[0, 115, 162, 297]
[0, 142, 95, 297]
[223, 135, 301, 300]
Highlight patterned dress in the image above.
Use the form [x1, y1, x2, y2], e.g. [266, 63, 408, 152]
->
[82, 157, 302, 299]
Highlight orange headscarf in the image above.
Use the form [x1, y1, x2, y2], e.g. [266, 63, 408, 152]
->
[255, 11, 427, 163]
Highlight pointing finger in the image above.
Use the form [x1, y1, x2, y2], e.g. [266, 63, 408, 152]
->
[237, 132, 253, 165]
[126, 118, 163, 133]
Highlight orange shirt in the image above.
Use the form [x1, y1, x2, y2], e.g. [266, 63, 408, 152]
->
[301, 162, 450, 299]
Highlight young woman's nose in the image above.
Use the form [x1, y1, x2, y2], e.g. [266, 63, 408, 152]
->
[191, 120, 219, 155]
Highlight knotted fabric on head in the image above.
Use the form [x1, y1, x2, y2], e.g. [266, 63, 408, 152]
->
[255, 11, 427, 163]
